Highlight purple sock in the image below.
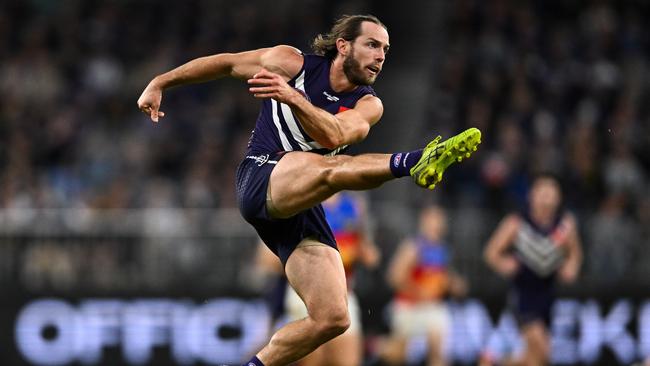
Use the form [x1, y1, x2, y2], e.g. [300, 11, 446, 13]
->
[243, 356, 265, 366]
[390, 149, 423, 177]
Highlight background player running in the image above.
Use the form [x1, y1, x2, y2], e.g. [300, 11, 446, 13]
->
[138, 14, 480, 366]
[382, 205, 467, 366]
[483, 174, 583, 366]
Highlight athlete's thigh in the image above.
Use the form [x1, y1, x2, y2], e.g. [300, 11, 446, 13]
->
[284, 241, 348, 320]
[269, 151, 340, 217]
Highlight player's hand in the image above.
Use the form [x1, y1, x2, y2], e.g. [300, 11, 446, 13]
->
[496, 256, 519, 278]
[247, 68, 302, 105]
[558, 264, 578, 284]
[137, 82, 166, 123]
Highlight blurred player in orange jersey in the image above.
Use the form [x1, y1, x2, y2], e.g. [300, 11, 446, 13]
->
[284, 191, 380, 366]
[483, 174, 582, 366]
[381, 205, 467, 366]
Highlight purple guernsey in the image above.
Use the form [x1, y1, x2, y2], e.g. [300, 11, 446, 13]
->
[246, 53, 376, 156]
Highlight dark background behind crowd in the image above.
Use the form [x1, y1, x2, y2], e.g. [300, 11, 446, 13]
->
[0, 0, 649, 364]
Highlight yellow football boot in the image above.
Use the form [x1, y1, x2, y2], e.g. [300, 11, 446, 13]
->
[410, 127, 482, 189]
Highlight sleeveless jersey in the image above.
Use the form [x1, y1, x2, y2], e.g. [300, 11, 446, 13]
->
[397, 236, 450, 302]
[512, 211, 569, 289]
[323, 192, 364, 277]
[246, 53, 377, 156]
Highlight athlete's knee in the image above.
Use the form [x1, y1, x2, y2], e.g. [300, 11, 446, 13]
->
[321, 309, 350, 338]
[313, 303, 350, 340]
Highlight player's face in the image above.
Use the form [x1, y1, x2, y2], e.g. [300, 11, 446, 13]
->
[419, 207, 447, 241]
[529, 178, 562, 218]
[343, 22, 389, 86]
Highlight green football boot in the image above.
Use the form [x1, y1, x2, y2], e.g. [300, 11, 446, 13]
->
[410, 127, 482, 189]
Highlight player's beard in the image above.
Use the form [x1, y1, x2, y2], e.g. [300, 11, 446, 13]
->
[343, 46, 376, 86]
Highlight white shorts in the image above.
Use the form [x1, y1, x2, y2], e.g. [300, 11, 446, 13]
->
[391, 300, 450, 339]
[284, 285, 362, 334]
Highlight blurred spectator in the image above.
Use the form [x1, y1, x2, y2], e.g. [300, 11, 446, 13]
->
[21, 242, 75, 290]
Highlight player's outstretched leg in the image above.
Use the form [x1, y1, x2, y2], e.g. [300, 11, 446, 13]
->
[410, 127, 482, 190]
[264, 127, 482, 219]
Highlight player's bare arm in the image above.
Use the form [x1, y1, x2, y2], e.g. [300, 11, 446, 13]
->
[558, 214, 583, 283]
[484, 214, 520, 278]
[248, 69, 383, 149]
[387, 241, 421, 297]
[387, 241, 413, 287]
[298, 94, 382, 148]
[137, 45, 303, 122]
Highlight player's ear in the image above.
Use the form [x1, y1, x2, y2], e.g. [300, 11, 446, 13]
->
[336, 38, 349, 56]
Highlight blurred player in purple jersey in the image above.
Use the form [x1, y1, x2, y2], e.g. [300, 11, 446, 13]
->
[483, 175, 583, 366]
[138, 14, 480, 366]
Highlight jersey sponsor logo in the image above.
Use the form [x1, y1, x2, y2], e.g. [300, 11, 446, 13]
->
[323, 91, 339, 102]
[246, 154, 270, 166]
[255, 154, 269, 166]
